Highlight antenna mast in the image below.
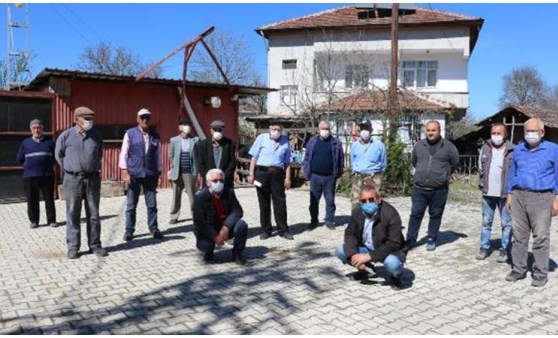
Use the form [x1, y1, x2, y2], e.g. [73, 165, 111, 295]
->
[6, 3, 31, 90]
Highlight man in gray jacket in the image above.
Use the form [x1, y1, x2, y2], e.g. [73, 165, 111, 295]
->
[168, 120, 199, 224]
[406, 121, 460, 251]
[476, 122, 514, 262]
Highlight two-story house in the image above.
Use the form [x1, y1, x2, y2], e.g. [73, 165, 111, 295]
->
[256, 4, 484, 142]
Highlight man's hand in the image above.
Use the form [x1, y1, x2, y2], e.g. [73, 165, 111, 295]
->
[505, 194, 513, 212]
[214, 226, 230, 246]
[284, 177, 291, 189]
[196, 174, 203, 188]
[122, 170, 131, 189]
[247, 174, 254, 185]
[350, 253, 372, 269]
[552, 196, 558, 216]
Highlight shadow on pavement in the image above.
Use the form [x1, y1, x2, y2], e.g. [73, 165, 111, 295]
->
[105, 234, 185, 254]
[414, 230, 468, 248]
[57, 214, 119, 227]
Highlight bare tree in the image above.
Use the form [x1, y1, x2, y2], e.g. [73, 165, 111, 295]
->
[189, 30, 257, 85]
[1, 53, 33, 89]
[499, 66, 545, 108]
[542, 84, 558, 109]
[76, 42, 162, 77]
[446, 113, 479, 140]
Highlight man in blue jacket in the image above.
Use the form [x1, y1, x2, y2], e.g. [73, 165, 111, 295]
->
[303, 121, 344, 230]
[119, 108, 164, 242]
[17, 119, 57, 228]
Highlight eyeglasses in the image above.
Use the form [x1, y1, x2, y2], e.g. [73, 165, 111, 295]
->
[210, 179, 224, 183]
[360, 198, 375, 204]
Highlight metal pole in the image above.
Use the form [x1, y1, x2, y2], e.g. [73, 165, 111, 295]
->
[389, 3, 400, 139]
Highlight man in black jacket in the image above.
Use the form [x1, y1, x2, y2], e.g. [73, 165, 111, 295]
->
[406, 120, 460, 252]
[335, 185, 406, 288]
[193, 168, 248, 265]
[196, 120, 237, 188]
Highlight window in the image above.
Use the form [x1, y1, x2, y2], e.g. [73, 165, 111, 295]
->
[401, 60, 438, 88]
[280, 85, 298, 106]
[345, 64, 369, 89]
[282, 59, 297, 70]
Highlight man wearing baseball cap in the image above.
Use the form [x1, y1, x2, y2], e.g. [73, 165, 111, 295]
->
[196, 119, 236, 188]
[55, 106, 107, 259]
[119, 108, 164, 242]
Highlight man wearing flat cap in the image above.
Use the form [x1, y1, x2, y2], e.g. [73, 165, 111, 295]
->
[17, 119, 57, 229]
[196, 119, 236, 188]
[119, 108, 164, 242]
[55, 106, 107, 259]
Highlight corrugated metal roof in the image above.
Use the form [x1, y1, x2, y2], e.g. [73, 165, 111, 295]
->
[25, 68, 275, 95]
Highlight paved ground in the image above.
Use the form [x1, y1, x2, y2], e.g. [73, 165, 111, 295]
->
[2, 187, 558, 334]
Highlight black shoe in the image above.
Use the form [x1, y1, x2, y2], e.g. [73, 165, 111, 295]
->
[169, 219, 178, 225]
[308, 222, 319, 231]
[475, 247, 489, 260]
[203, 251, 214, 263]
[90, 247, 108, 257]
[279, 232, 294, 240]
[390, 276, 404, 290]
[123, 232, 133, 242]
[30, 222, 39, 229]
[531, 276, 548, 287]
[404, 239, 416, 252]
[48, 222, 59, 227]
[260, 232, 271, 240]
[326, 222, 336, 230]
[67, 249, 79, 259]
[353, 270, 369, 281]
[151, 230, 164, 239]
[505, 271, 527, 282]
[233, 253, 246, 266]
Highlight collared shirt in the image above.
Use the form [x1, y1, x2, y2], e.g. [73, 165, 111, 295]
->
[55, 126, 103, 173]
[506, 140, 558, 194]
[119, 126, 161, 171]
[362, 217, 374, 251]
[249, 133, 291, 168]
[350, 138, 387, 174]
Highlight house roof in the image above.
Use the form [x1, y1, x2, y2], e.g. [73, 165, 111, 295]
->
[478, 105, 558, 129]
[25, 68, 275, 96]
[317, 90, 453, 113]
[256, 5, 484, 53]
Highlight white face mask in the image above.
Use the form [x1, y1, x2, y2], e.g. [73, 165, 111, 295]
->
[209, 181, 224, 194]
[525, 131, 541, 145]
[182, 125, 191, 135]
[270, 130, 281, 140]
[360, 130, 370, 141]
[82, 120, 93, 131]
[491, 135, 504, 146]
[319, 130, 330, 139]
[213, 131, 223, 141]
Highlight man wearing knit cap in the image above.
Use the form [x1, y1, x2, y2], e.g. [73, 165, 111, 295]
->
[17, 119, 57, 229]
[55, 106, 107, 259]
[119, 108, 164, 242]
[196, 119, 236, 188]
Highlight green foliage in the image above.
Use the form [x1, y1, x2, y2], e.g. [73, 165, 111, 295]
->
[335, 171, 352, 197]
[382, 141, 412, 196]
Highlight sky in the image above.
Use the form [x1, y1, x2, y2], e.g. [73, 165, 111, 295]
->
[2, 2, 558, 120]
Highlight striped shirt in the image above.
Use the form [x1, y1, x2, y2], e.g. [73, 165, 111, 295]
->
[180, 137, 193, 174]
[16, 136, 55, 178]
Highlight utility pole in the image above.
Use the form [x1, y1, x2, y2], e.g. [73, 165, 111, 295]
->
[389, 3, 400, 141]
[6, 3, 31, 89]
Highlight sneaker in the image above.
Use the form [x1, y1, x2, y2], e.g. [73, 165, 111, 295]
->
[531, 276, 548, 287]
[353, 270, 369, 281]
[30, 222, 39, 229]
[326, 222, 336, 230]
[308, 222, 319, 231]
[232, 253, 246, 266]
[496, 249, 508, 263]
[123, 232, 133, 242]
[404, 239, 416, 252]
[203, 251, 214, 263]
[426, 240, 436, 251]
[259, 232, 271, 240]
[475, 248, 489, 260]
[505, 271, 527, 282]
[67, 249, 79, 259]
[89, 247, 108, 257]
[169, 219, 178, 225]
[48, 222, 59, 227]
[279, 232, 294, 240]
[151, 230, 164, 239]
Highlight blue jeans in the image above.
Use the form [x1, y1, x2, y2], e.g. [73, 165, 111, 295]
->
[196, 219, 248, 255]
[406, 186, 448, 243]
[309, 174, 336, 224]
[335, 245, 403, 278]
[125, 176, 159, 233]
[480, 196, 512, 251]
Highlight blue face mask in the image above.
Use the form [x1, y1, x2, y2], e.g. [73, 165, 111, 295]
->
[361, 202, 379, 217]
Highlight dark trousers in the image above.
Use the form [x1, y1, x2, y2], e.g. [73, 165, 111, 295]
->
[64, 174, 101, 251]
[406, 186, 449, 243]
[125, 176, 159, 233]
[255, 169, 289, 235]
[309, 174, 336, 224]
[196, 219, 248, 255]
[24, 176, 56, 224]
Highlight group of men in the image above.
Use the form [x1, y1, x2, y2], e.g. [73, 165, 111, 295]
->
[16, 105, 558, 287]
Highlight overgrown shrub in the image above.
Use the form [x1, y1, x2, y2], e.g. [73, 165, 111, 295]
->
[382, 141, 412, 196]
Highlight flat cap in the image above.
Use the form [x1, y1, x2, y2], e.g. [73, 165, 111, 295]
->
[210, 120, 225, 128]
[74, 106, 95, 117]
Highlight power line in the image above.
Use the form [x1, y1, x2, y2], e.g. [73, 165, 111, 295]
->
[60, 4, 112, 47]
[48, 4, 92, 44]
